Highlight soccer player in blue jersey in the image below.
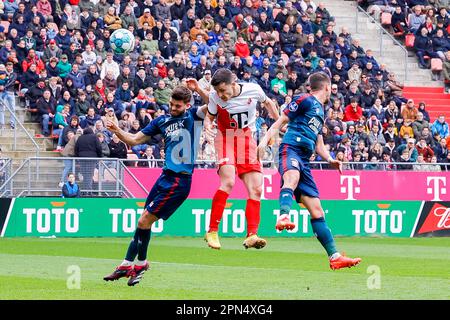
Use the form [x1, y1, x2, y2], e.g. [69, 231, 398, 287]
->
[103, 86, 207, 286]
[257, 73, 362, 270]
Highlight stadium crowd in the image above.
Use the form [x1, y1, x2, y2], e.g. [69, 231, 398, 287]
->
[0, 0, 449, 182]
[358, 0, 450, 83]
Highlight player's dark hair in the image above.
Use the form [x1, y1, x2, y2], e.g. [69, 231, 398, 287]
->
[211, 68, 234, 87]
[308, 72, 331, 91]
[171, 86, 192, 103]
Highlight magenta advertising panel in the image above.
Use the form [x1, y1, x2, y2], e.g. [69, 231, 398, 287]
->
[125, 168, 450, 201]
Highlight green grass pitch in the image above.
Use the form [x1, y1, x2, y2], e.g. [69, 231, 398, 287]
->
[0, 237, 449, 300]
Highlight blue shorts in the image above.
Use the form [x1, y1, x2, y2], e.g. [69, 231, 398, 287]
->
[278, 143, 319, 201]
[144, 170, 192, 220]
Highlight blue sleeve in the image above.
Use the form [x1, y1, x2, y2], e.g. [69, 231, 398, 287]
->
[283, 95, 309, 120]
[189, 107, 204, 121]
[141, 116, 163, 137]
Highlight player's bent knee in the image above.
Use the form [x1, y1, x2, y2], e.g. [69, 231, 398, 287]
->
[138, 211, 157, 229]
[220, 178, 235, 193]
[283, 171, 300, 189]
[250, 185, 262, 199]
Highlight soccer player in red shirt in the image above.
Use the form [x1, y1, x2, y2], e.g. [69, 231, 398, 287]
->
[188, 68, 279, 249]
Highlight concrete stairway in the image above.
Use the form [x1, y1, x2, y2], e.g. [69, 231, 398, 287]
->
[1, 101, 63, 196]
[325, 0, 444, 87]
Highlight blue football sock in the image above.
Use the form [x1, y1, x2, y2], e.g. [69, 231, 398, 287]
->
[125, 229, 139, 262]
[311, 217, 338, 257]
[137, 228, 152, 261]
[279, 188, 294, 215]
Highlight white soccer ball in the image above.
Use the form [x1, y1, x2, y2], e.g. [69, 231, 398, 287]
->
[110, 29, 135, 55]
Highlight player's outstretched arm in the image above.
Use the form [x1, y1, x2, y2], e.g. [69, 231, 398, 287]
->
[106, 119, 148, 147]
[257, 113, 289, 160]
[262, 97, 280, 121]
[315, 135, 343, 174]
[203, 111, 216, 142]
[186, 78, 210, 104]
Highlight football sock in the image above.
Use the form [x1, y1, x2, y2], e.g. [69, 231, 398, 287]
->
[311, 217, 338, 257]
[124, 229, 140, 261]
[135, 260, 147, 266]
[279, 188, 294, 216]
[208, 189, 229, 232]
[245, 199, 261, 236]
[120, 260, 133, 267]
[137, 228, 151, 261]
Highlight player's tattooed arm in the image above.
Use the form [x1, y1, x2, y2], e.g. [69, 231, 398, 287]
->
[257, 113, 289, 160]
[315, 135, 343, 174]
[106, 119, 149, 146]
[262, 97, 280, 121]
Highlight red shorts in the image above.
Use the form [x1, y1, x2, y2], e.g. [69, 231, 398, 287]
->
[214, 129, 262, 177]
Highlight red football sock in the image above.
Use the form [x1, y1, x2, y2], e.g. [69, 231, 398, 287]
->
[245, 199, 261, 237]
[208, 189, 229, 232]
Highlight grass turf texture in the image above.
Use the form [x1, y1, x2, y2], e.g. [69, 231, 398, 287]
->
[0, 237, 449, 300]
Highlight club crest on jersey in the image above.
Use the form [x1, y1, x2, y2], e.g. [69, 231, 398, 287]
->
[247, 98, 252, 104]
[288, 102, 298, 112]
[290, 158, 300, 169]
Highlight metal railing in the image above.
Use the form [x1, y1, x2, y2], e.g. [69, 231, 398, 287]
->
[0, 99, 40, 157]
[355, 5, 409, 81]
[0, 157, 148, 198]
[0, 157, 12, 197]
[1, 157, 449, 198]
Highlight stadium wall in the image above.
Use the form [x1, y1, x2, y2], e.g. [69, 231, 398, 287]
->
[0, 198, 448, 238]
[125, 169, 450, 201]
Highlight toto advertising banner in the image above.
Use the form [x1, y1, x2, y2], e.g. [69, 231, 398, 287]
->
[1, 198, 444, 238]
[125, 168, 450, 201]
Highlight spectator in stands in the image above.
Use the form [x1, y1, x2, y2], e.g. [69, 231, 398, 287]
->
[108, 133, 128, 160]
[392, 6, 408, 36]
[343, 98, 363, 125]
[138, 145, 158, 168]
[36, 88, 56, 137]
[401, 99, 419, 121]
[80, 107, 101, 129]
[412, 112, 430, 139]
[414, 27, 435, 69]
[408, 5, 426, 34]
[75, 126, 102, 195]
[416, 137, 435, 162]
[61, 173, 80, 198]
[434, 137, 449, 163]
[431, 115, 450, 139]
[397, 138, 419, 162]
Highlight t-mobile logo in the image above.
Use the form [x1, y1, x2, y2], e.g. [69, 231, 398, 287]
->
[340, 176, 361, 200]
[427, 177, 447, 201]
[261, 174, 273, 200]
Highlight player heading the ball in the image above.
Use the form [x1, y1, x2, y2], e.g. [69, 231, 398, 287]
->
[188, 68, 279, 250]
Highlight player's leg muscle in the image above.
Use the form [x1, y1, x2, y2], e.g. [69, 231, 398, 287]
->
[300, 195, 325, 219]
[282, 170, 300, 190]
[241, 171, 262, 200]
[218, 165, 236, 193]
[138, 210, 159, 229]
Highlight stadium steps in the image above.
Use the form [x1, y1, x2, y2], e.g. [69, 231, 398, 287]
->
[403, 86, 450, 122]
[326, 0, 444, 87]
[1, 106, 60, 159]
